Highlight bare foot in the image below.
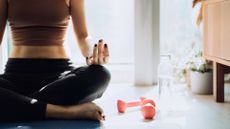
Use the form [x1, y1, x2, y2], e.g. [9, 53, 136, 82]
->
[66, 102, 105, 121]
[46, 102, 105, 121]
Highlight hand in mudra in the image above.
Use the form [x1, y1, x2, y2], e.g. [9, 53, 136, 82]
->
[86, 39, 109, 65]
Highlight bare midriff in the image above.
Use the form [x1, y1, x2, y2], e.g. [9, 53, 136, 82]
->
[9, 45, 69, 59]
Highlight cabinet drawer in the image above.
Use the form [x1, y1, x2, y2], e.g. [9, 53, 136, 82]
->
[203, 0, 230, 61]
[220, 1, 230, 61]
[203, 1, 221, 59]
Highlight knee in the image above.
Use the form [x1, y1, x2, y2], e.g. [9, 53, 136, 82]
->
[87, 65, 111, 99]
[70, 65, 111, 88]
[88, 65, 111, 85]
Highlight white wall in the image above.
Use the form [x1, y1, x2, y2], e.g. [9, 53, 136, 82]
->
[66, 0, 135, 64]
[65, 0, 135, 84]
[135, 0, 160, 86]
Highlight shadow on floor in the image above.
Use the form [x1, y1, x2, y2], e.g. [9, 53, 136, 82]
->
[0, 120, 101, 129]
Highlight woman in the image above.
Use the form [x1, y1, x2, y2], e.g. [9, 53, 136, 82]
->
[0, 0, 110, 121]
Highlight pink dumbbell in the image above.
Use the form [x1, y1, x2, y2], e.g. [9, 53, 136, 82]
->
[117, 97, 156, 119]
[141, 103, 156, 119]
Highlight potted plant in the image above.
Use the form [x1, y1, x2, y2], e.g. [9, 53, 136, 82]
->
[186, 50, 213, 94]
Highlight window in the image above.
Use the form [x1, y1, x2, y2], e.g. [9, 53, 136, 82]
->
[160, 0, 202, 82]
[65, 0, 135, 83]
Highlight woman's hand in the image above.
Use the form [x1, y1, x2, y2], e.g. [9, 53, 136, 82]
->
[86, 39, 109, 65]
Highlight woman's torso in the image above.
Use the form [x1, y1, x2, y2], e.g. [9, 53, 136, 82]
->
[9, 45, 68, 58]
[8, 0, 70, 59]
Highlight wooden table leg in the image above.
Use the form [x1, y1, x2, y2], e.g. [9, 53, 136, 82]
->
[213, 62, 225, 102]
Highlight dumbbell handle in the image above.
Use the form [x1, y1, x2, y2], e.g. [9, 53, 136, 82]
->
[126, 101, 142, 107]
[127, 100, 155, 107]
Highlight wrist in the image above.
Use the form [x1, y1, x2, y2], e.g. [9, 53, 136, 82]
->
[78, 37, 94, 58]
[80, 44, 90, 58]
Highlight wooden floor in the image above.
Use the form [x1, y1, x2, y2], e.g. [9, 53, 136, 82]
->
[1, 83, 230, 129]
[95, 83, 230, 129]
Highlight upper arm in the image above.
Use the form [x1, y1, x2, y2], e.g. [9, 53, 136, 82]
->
[70, 0, 88, 41]
[0, 0, 8, 45]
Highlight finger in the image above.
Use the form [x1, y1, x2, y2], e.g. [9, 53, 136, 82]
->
[93, 44, 98, 64]
[104, 57, 109, 64]
[89, 57, 93, 65]
[103, 43, 109, 63]
[86, 56, 93, 65]
[98, 40, 104, 64]
[86, 57, 90, 65]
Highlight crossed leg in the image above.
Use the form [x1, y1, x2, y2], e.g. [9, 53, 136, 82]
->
[0, 65, 110, 121]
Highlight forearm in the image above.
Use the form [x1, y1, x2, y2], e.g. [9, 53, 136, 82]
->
[70, 0, 92, 58]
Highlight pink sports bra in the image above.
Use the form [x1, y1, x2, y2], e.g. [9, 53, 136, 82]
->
[8, 0, 70, 46]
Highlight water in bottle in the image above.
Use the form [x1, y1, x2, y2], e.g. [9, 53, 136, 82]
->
[157, 55, 173, 117]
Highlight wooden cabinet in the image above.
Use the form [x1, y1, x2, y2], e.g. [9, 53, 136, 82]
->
[220, 1, 230, 60]
[203, 0, 230, 102]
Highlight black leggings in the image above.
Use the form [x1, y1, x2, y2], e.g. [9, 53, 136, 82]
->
[0, 58, 111, 121]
